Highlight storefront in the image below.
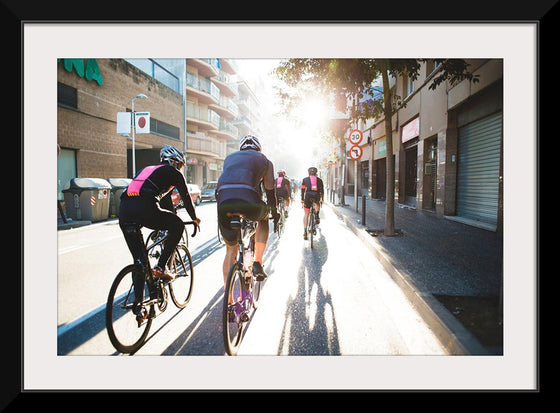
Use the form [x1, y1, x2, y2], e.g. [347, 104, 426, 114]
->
[400, 117, 420, 207]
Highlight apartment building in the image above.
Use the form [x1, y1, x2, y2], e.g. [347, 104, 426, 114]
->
[185, 58, 239, 185]
[344, 59, 503, 232]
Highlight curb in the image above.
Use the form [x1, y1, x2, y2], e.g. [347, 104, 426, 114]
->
[326, 202, 491, 355]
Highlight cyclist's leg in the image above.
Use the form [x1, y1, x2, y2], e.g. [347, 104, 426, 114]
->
[142, 203, 184, 272]
[314, 196, 321, 223]
[118, 199, 149, 307]
[303, 193, 312, 238]
[251, 202, 269, 264]
[217, 199, 242, 288]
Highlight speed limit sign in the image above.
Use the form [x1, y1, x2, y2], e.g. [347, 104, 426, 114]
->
[349, 129, 363, 145]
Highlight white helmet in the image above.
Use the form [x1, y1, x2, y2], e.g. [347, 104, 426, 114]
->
[239, 135, 262, 152]
[160, 145, 185, 167]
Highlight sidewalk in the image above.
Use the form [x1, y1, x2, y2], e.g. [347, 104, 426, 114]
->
[327, 195, 503, 355]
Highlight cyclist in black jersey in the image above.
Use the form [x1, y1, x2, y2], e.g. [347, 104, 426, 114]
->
[217, 135, 280, 284]
[119, 145, 200, 281]
[301, 166, 324, 240]
[275, 170, 292, 217]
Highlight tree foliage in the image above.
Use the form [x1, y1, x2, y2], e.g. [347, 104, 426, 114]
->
[274, 58, 479, 235]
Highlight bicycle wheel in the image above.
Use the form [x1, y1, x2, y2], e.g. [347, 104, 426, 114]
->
[223, 263, 245, 355]
[106, 265, 152, 354]
[168, 244, 194, 308]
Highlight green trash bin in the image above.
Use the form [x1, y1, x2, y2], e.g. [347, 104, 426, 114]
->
[108, 178, 131, 218]
[62, 178, 111, 222]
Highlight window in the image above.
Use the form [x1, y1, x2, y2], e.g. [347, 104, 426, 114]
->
[405, 76, 414, 98]
[125, 58, 182, 93]
[58, 82, 77, 109]
[150, 118, 180, 140]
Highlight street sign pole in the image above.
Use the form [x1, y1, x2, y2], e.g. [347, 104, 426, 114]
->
[348, 129, 363, 212]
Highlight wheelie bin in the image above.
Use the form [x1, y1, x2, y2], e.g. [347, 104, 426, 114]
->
[62, 178, 111, 222]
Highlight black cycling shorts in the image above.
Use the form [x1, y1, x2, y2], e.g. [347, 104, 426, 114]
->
[276, 189, 289, 202]
[303, 191, 321, 210]
[217, 189, 269, 245]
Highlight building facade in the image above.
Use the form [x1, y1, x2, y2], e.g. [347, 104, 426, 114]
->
[57, 58, 258, 208]
[57, 58, 186, 202]
[344, 59, 503, 232]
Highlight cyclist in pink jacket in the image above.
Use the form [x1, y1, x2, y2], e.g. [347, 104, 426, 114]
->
[301, 166, 324, 240]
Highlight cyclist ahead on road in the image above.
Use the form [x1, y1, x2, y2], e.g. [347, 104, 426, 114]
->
[275, 170, 292, 218]
[119, 145, 201, 281]
[217, 135, 280, 284]
[301, 166, 324, 240]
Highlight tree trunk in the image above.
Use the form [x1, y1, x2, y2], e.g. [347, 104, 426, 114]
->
[381, 65, 395, 236]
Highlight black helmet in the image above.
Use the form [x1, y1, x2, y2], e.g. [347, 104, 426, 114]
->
[240, 135, 262, 152]
[308, 167, 318, 175]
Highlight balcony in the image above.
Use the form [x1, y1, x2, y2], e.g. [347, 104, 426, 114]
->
[186, 131, 226, 159]
[186, 72, 219, 105]
[212, 70, 237, 97]
[186, 102, 219, 131]
[218, 58, 237, 75]
[210, 119, 238, 141]
[187, 58, 219, 78]
[209, 95, 238, 119]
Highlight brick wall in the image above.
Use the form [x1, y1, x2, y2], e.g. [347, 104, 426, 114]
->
[57, 58, 184, 180]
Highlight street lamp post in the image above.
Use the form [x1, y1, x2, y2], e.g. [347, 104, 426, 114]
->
[131, 93, 148, 175]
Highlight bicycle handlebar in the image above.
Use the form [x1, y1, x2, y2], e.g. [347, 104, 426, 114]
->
[183, 220, 199, 237]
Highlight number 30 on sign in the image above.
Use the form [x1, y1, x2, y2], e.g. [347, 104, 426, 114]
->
[349, 129, 363, 145]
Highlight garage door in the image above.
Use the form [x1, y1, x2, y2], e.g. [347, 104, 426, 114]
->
[457, 111, 502, 228]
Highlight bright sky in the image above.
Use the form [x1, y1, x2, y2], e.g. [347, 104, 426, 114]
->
[234, 58, 332, 179]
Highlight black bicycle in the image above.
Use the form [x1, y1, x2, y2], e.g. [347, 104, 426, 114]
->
[306, 199, 319, 249]
[222, 213, 270, 355]
[276, 197, 286, 238]
[105, 221, 198, 354]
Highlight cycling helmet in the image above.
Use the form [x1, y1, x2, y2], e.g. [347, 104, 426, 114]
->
[308, 167, 318, 175]
[239, 135, 262, 152]
[160, 145, 186, 167]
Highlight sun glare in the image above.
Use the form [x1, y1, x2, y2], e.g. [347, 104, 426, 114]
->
[300, 97, 330, 130]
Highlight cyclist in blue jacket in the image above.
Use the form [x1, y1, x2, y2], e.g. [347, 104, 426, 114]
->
[216, 135, 279, 284]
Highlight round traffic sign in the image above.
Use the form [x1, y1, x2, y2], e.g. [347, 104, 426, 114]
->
[349, 129, 363, 145]
[137, 116, 146, 128]
[349, 145, 363, 160]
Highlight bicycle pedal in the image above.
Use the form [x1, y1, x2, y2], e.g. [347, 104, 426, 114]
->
[135, 308, 148, 327]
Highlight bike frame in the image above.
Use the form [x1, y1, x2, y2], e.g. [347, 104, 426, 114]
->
[228, 215, 257, 324]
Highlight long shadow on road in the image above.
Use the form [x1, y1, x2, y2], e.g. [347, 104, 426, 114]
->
[276, 228, 341, 355]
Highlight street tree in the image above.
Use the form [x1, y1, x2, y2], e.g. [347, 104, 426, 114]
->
[275, 58, 478, 235]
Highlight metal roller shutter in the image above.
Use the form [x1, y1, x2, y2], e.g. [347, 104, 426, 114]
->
[457, 111, 502, 228]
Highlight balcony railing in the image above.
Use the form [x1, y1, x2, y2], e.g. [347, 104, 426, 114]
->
[186, 102, 220, 129]
[187, 132, 226, 158]
[186, 72, 220, 100]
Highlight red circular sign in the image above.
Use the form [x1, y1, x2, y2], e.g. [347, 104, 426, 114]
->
[137, 117, 146, 128]
[348, 129, 363, 145]
[349, 145, 363, 160]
